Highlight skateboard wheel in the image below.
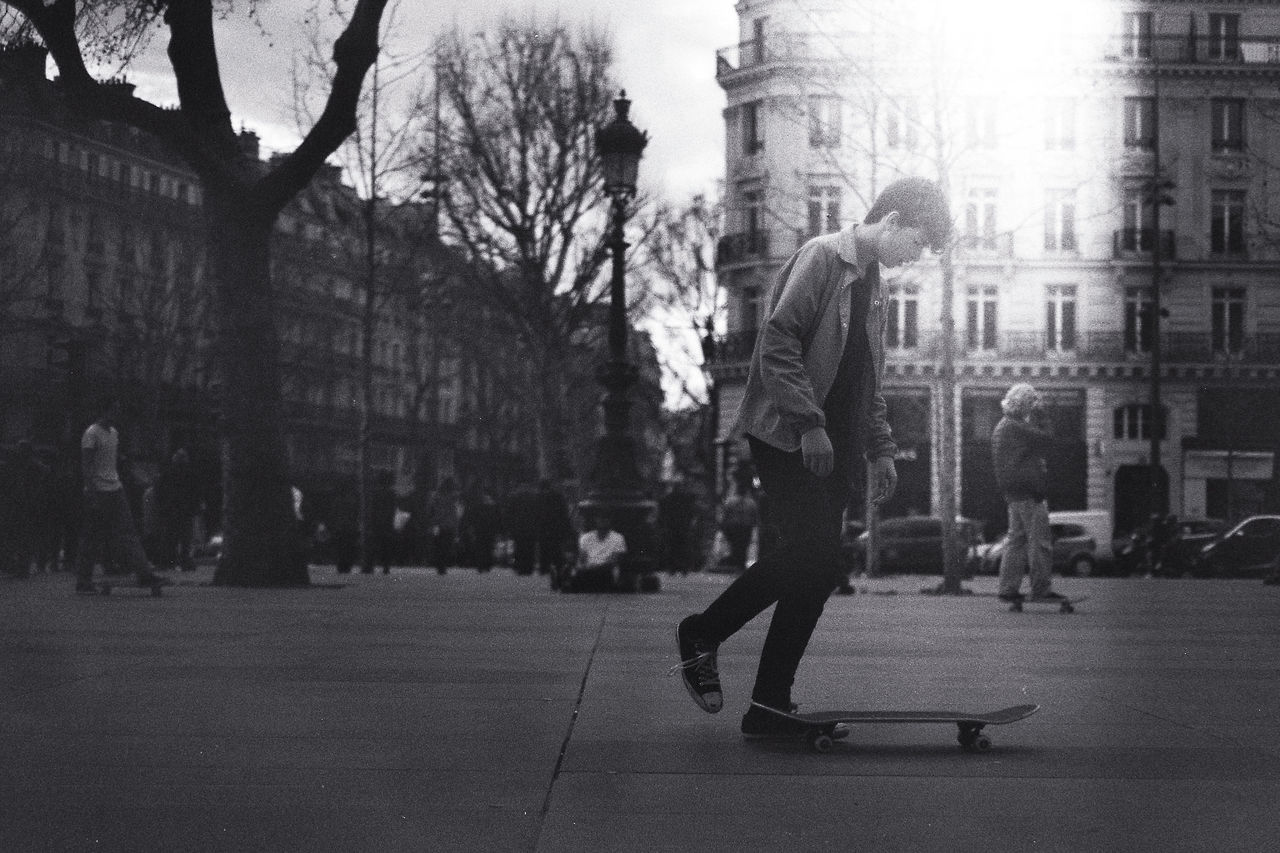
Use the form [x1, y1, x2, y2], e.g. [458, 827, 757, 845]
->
[810, 732, 833, 753]
[1009, 601, 1023, 612]
[975, 735, 992, 751]
[1060, 602, 1074, 614]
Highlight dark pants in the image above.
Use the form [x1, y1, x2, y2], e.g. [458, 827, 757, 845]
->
[722, 524, 754, 572]
[693, 436, 851, 709]
[75, 490, 151, 583]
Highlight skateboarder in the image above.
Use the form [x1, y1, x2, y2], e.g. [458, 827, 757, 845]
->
[74, 396, 170, 593]
[673, 177, 951, 737]
[991, 383, 1065, 604]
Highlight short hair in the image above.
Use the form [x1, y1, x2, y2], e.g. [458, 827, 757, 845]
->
[864, 177, 952, 252]
[1001, 383, 1039, 417]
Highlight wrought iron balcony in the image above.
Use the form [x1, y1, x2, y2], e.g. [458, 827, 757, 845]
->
[1113, 228, 1176, 258]
[1103, 34, 1280, 67]
[716, 230, 770, 267]
[716, 32, 827, 78]
[704, 330, 759, 366]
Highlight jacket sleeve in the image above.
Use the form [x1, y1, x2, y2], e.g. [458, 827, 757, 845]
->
[758, 241, 830, 435]
[863, 391, 898, 460]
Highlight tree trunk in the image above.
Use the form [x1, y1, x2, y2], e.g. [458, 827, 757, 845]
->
[207, 191, 308, 587]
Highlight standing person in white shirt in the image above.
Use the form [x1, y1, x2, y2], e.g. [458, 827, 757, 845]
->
[570, 512, 628, 592]
[74, 396, 168, 593]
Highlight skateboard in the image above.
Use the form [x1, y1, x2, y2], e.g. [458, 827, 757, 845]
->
[78, 579, 166, 597]
[1007, 595, 1087, 614]
[777, 703, 1040, 753]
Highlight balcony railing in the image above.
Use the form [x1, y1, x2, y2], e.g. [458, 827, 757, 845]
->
[715, 32, 842, 78]
[705, 330, 759, 366]
[716, 230, 770, 267]
[709, 328, 1280, 367]
[1113, 228, 1176, 259]
[1103, 34, 1280, 67]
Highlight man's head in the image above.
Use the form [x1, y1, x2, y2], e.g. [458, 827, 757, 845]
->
[862, 177, 951, 267]
[95, 394, 120, 425]
[1001, 383, 1040, 418]
[593, 512, 613, 535]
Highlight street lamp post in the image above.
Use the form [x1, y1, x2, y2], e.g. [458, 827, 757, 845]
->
[579, 90, 660, 593]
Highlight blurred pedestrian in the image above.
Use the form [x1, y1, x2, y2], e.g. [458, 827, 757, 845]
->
[719, 482, 759, 574]
[363, 470, 396, 574]
[535, 479, 572, 578]
[992, 383, 1063, 604]
[156, 448, 199, 571]
[74, 396, 169, 593]
[461, 488, 501, 572]
[425, 477, 462, 574]
[5, 441, 50, 577]
[659, 480, 697, 575]
[506, 482, 539, 575]
[330, 483, 359, 574]
[567, 510, 628, 592]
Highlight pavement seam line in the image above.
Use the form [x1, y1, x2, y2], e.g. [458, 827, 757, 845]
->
[532, 605, 610, 849]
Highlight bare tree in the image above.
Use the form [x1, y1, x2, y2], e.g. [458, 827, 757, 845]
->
[292, 0, 428, 572]
[1, 0, 391, 586]
[427, 17, 618, 482]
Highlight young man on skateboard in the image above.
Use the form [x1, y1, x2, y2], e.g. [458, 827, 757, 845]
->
[74, 396, 170, 593]
[674, 178, 951, 737]
[991, 383, 1064, 604]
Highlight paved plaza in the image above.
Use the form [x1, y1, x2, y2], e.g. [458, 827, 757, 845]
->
[3, 566, 1279, 852]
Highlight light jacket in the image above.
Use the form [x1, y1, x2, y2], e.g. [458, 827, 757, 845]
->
[729, 225, 897, 460]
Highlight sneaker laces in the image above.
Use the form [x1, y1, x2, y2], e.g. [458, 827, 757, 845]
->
[667, 649, 717, 681]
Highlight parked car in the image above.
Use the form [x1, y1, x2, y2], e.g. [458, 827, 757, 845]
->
[1115, 517, 1228, 576]
[977, 522, 1098, 577]
[855, 516, 985, 575]
[1194, 515, 1280, 578]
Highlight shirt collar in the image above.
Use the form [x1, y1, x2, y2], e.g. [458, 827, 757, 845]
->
[838, 224, 866, 277]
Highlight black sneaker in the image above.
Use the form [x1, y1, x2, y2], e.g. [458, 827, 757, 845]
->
[997, 591, 1025, 603]
[75, 581, 99, 595]
[741, 702, 850, 740]
[672, 616, 722, 713]
[1027, 591, 1066, 602]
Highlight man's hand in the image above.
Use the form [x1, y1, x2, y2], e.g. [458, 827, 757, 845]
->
[801, 427, 834, 477]
[868, 455, 897, 505]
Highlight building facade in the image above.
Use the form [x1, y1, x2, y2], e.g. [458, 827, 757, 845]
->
[709, 0, 1280, 538]
[0, 43, 539, 514]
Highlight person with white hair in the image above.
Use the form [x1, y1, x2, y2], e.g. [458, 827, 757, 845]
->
[991, 383, 1064, 603]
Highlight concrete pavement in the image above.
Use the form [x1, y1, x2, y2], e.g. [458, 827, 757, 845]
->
[3, 566, 1280, 852]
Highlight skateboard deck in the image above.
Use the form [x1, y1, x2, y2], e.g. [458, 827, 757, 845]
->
[79, 580, 165, 597]
[1008, 595, 1087, 613]
[779, 703, 1039, 753]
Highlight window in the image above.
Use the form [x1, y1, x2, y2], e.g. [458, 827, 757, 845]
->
[742, 190, 763, 241]
[749, 16, 767, 65]
[886, 98, 918, 151]
[965, 97, 998, 149]
[743, 286, 761, 335]
[1124, 97, 1156, 150]
[808, 96, 842, 148]
[741, 101, 764, 155]
[964, 188, 998, 251]
[1114, 404, 1164, 440]
[86, 215, 104, 256]
[1210, 189, 1246, 255]
[886, 283, 919, 350]
[1122, 12, 1153, 59]
[1121, 187, 1152, 251]
[45, 203, 64, 248]
[1208, 13, 1241, 61]
[966, 284, 998, 351]
[1124, 287, 1153, 353]
[807, 185, 841, 237]
[1212, 287, 1245, 354]
[1211, 99, 1245, 152]
[1044, 190, 1077, 252]
[1045, 98, 1076, 150]
[1044, 285, 1077, 352]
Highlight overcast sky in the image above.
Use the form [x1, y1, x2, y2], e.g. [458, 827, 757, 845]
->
[118, 0, 738, 203]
